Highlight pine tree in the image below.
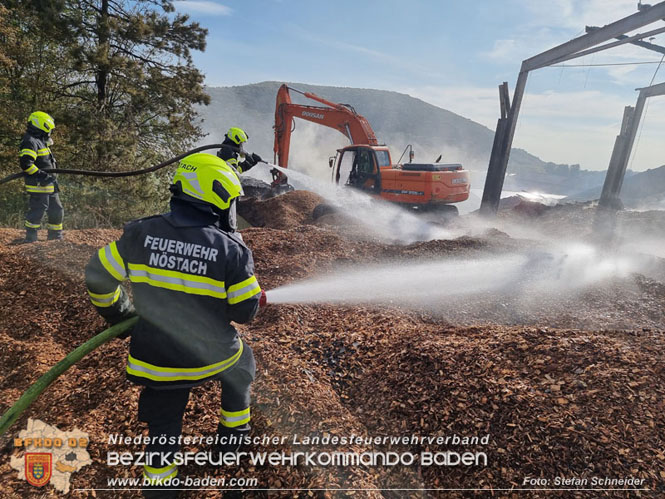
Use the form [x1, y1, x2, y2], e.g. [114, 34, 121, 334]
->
[0, 0, 212, 226]
[32, 0, 211, 169]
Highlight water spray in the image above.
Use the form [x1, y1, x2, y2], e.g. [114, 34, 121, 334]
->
[256, 161, 454, 243]
[263, 243, 643, 309]
[265, 255, 528, 306]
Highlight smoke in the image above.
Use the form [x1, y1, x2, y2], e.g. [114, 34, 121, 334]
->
[262, 163, 454, 243]
[620, 237, 665, 261]
[386, 135, 489, 172]
[273, 121, 487, 185]
[523, 242, 639, 293]
[285, 120, 349, 182]
[245, 135, 665, 315]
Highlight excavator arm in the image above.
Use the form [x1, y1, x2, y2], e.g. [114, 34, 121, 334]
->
[273, 84, 378, 169]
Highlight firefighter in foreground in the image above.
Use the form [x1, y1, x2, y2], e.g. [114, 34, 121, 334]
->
[85, 153, 264, 497]
[216, 126, 262, 174]
[19, 111, 63, 242]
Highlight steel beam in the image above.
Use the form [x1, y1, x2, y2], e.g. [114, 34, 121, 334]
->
[481, 83, 511, 215]
[523, 3, 665, 72]
[600, 81, 665, 207]
[640, 80, 665, 97]
[598, 106, 635, 209]
[594, 81, 665, 237]
[586, 25, 665, 55]
[546, 25, 665, 68]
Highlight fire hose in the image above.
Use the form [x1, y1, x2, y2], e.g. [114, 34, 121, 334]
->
[0, 143, 242, 185]
[0, 142, 289, 191]
[0, 290, 268, 438]
[0, 142, 294, 201]
[0, 317, 138, 437]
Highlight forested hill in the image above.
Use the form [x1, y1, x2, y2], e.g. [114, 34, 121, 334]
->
[198, 81, 605, 195]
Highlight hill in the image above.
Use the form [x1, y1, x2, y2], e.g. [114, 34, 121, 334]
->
[565, 164, 665, 209]
[197, 81, 606, 195]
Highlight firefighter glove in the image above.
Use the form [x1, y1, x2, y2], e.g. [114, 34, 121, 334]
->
[108, 292, 137, 339]
[242, 154, 256, 169]
[34, 170, 48, 182]
[41, 174, 56, 186]
[241, 153, 262, 173]
[35, 171, 55, 185]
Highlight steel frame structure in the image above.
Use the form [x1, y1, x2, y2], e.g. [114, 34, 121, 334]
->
[480, 2, 665, 215]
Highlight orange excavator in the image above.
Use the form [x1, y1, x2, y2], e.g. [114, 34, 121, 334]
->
[272, 84, 470, 212]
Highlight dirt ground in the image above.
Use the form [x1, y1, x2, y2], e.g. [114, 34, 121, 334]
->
[1, 191, 664, 498]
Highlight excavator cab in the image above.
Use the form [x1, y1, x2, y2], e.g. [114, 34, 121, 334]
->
[334, 146, 381, 194]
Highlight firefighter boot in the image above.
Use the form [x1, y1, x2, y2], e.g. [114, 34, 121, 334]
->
[24, 228, 38, 243]
[47, 229, 63, 241]
[216, 423, 251, 454]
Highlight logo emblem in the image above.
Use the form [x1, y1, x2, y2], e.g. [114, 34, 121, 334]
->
[25, 453, 52, 487]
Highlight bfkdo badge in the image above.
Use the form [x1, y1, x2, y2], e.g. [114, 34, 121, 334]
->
[25, 453, 52, 487]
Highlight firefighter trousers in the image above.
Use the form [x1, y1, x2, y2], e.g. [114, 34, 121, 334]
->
[25, 192, 63, 236]
[137, 343, 256, 470]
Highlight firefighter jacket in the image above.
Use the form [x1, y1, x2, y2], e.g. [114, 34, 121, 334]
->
[85, 199, 262, 389]
[217, 142, 253, 174]
[19, 125, 56, 195]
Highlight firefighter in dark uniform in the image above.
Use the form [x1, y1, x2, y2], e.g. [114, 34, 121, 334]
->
[19, 111, 63, 242]
[85, 153, 265, 498]
[217, 126, 262, 174]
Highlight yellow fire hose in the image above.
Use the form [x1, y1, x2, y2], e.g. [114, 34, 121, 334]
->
[0, 317, 138, 437]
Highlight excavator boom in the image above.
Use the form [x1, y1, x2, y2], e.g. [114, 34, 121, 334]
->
[273, 84, 378, 168]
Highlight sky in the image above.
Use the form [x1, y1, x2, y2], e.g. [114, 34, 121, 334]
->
[172, 0, 665, 172]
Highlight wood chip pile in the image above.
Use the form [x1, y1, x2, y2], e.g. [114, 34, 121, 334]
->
[0, 193, 664, 497]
